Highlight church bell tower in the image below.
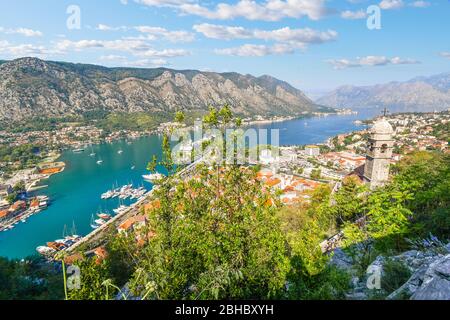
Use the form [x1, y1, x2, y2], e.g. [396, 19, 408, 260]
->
[363, 117, 394, 188]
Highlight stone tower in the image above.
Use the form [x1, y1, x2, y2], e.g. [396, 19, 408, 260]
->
[363, 117, 394, 188]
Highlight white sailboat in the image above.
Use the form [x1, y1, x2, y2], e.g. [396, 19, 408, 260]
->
[89, 145, 96, 157]
[142, 173, 164, 182]
[90, 214, 100, 229]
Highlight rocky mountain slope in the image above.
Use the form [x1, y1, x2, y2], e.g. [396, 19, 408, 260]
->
[332, 243, 450, 300]
[0, 57, 331, 121]
[317, 72, 450, 112]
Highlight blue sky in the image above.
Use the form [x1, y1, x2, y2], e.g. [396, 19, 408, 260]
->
[0, 0, 448, 97]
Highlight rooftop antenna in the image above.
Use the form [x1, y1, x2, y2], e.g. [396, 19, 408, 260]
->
[382, 107, 390, 117]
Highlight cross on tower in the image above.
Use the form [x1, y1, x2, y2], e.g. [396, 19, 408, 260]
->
[381, 107, 389, 117]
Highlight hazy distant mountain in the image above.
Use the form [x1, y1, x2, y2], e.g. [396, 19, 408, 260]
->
[0, 57, 332, 121]
[317, 72, 450, 112]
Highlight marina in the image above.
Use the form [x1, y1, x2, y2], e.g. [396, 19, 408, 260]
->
[0, 195, 49, 233]
[100, 184, 147, 200]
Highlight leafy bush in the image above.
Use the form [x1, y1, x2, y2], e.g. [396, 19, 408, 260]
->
[380, 258, 411, 296]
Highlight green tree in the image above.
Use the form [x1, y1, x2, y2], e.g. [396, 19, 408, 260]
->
[310, 168, 322, 180]
[332, 176, 368, 226]
[127, 165, 290, 299]
[67, 258, 112, 300]
[174, 111, 185, 124]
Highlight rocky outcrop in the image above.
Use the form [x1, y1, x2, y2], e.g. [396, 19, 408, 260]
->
[331, 243, 450, 300]
[410, 254, 450, 300]
[0, 57, 331, 120]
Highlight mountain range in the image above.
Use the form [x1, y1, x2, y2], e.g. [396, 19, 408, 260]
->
[317, 72, 450, 112]
[0, 57, 331, 121]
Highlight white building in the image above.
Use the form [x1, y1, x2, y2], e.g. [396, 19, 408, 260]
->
[304, 145, 320, 157]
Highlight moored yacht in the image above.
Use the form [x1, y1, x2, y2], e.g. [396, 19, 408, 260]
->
[142, 173, 164, 182]
[97, 213, 111, 220]
[113, 205, 128, 214]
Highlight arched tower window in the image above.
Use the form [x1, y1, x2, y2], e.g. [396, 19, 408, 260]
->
[381, 144, 388, 153]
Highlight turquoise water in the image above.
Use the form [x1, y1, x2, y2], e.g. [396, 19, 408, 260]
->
[0, 110, 378, 259]
[0, 135, 165, 259]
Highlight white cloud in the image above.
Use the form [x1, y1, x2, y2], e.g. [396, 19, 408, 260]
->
[194, 24, 337, 56]
[410, 1, 430, 8]
[136, 0, 330, 21]
[0, 40, 57, 58]
[379, 0, 404, 10]
[55, 39, 190, 58]
[0, 27, 43, 37]
[99, 54, 128, 61]
[439, 52, 450, 59]
[194, 24, 337, 44]
[99, 54, 168, 67]
[96, 24, 128, 31]
[95, 24, 195, 42]
[215, 44, 296, 56]
[327, 55, 420, 69]
[194, 23, 337, 56]
[135, 0, 192, 6]
[341, 10, 367, 19]
[137, 48, 189, 58]
[134, 26, 195, 42]
[193, 24, 253, 40]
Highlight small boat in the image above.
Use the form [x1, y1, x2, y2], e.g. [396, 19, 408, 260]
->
[131, 165, 136, 170]
[142, 173, 164, 182]
[101, 191, 113, 199]
[97, 213, 111, 220]
[73, 148, 84, 153]
[36, 246, 56, 255]
[118, 150, 123, 154]
[90, 214, 100, 229]
[97, 159, 103, 165]
[113, 205, 128, 214]
[95, 218, 106, 226]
